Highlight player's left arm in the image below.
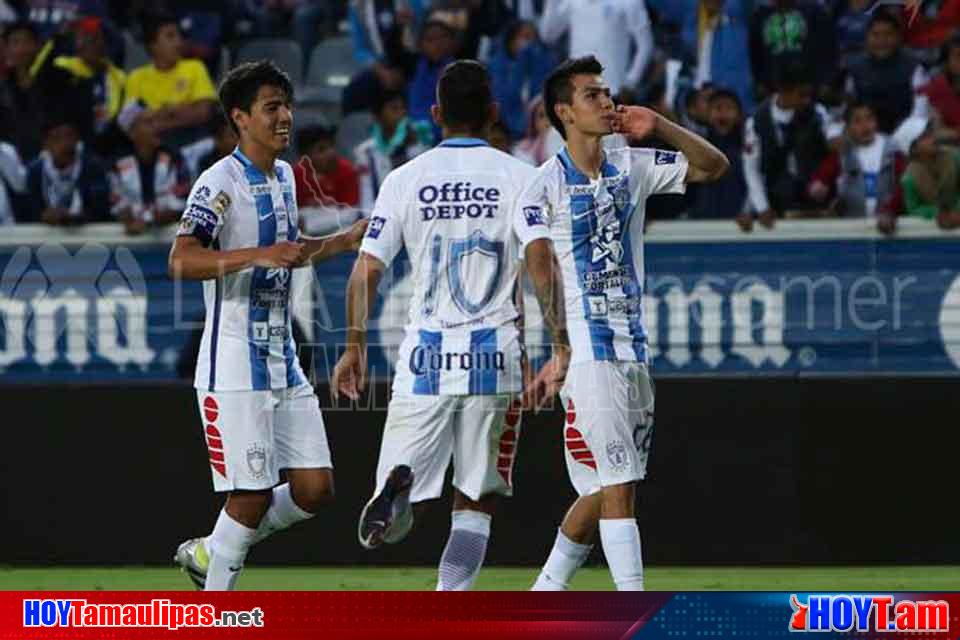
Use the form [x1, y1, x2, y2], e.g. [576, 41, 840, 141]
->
[297, 218, 368, 266]
[613, 105, 729, 183]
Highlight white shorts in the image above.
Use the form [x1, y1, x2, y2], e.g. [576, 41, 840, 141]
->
[196, 384, 332, 492]
[560, 361, 655, 496]
[373, 393, 522, 503]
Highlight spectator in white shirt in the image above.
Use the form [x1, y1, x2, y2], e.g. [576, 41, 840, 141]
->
[0, 140, 25, 224]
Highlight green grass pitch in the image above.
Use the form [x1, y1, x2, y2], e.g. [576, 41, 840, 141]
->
[2, 566, 957, 591]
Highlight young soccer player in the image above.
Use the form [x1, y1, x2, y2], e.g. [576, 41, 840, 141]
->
[168, 60, 367, 591]
[522, 55, 729, 591]
[331, 60, 570, 591]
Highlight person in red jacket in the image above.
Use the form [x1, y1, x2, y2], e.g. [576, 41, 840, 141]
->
[919, 35, 960, 144]
[900, 0, 960, 50]
[807, 101, 905, 234]
[293, 122, 360, 209]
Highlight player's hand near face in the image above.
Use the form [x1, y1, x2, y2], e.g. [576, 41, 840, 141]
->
[523, 345, 570, 411]
[611, 105, 657, 141]
[332, 346, 367, 401]
[254, 240, 305, 268]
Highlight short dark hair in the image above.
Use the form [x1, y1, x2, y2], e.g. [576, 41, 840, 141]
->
[297, 123, 337, 154]
[436, 60, 493, 132]
[372, 89, 406, 116]
[42, 109, 80, 136]
[708, 88, 742, 111]
[3, 20, 38, 41]
[844, 100, 877, 123]
[142, 11, 179, 47]
[543, 55, 604, 139]
[218, 60, 295, 136]
[775, 60, 814, 92]
[867, 10, 902, 33]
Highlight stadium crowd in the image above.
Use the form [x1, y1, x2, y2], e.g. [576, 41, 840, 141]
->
[0, 0, 959, 234]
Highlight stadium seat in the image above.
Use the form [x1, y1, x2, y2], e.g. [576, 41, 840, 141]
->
[123, 31, 150, 71]
[235, 39, 304, 87]
[298, 37, 359, 106]
[336, 112, 374, 157]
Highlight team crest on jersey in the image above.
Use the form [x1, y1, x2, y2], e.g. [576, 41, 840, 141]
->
[606, 440, 629, 472]
[211, 191, 231, 216]
[246, 443, 267, 479]
[612, 180, 630, 212]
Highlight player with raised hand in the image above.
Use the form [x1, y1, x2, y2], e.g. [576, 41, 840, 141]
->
[331, 60, 569, 591]
[522, 56, 729, 591]
[168, 60, 367, 591]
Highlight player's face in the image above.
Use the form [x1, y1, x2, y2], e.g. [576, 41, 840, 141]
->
[565, 74, 615, 138]
[237, 85, 293, 155]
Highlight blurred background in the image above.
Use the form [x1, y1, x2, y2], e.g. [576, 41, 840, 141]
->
[0, 0, 959, 572]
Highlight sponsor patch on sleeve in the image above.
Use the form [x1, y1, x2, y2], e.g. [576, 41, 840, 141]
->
[654, 150, 677, 165]
[523, 206, 546, 227]
[366, 216, 386, 239]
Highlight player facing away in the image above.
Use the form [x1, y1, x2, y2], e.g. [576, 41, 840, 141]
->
[168, 60, 367, 591]
[331, 60, 570, 591]
[523, 56, 729, 591]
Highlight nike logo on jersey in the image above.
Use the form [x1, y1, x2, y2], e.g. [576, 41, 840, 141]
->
[228, 565, 242, 572]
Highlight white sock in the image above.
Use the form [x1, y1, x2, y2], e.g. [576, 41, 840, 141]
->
[205, 509, 258, 591]
[436, 510, 492, 591]
[532, 529, 593, 590]
[598, 518, 645, 591]
[251, 484, 314, 545]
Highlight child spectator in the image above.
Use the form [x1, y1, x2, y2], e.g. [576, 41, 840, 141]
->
[294, 123, 360, 209]
[845, 11, 927, 133]
[896, 117, 960, 230]
[23, 113, 109, 224]
[688, 88, 749, 227]
[109, 103, 190, 235]
[353, 90, 431, 212]
[807, 102, 905, 234]
[489, 20, 554, 140]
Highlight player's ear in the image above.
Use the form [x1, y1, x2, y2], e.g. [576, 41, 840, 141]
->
[431, 104, 442, 128]
[230, 107, 245, 135]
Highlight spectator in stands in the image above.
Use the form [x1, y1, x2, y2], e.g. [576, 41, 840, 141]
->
[343, 0, 427, 115]
[901, 0, 960, 52]
[679, 83, 715, 136]
[407, 19, 458, 134]
[846, 11, 927, 134]
[807, 102, 905, 234]
[679, 0, 754, 115]
[750, 0, 834, 96]
[426, 0, 514, 60]
[23, 113, 110, 224]
[353, 90, 431, 212]
[0, 21, 48, 161]
[539, 0, 654, 95]
[0, 139, 25, 225]
[743, 65, 833, 227]
[294, 123, 360, 209]
[688, 88, 749, 227]
[833, 0, 873, 66]
[108, 103, 189, 235]
[489, 19, 554, 139]
[124, 12, 217, 141]
[512, 94, 551, 166]
[52, 17, 126, 139]
[897, 117, 960, 229]
[919, 35, 960, 145]
[23, 0, 111, 41]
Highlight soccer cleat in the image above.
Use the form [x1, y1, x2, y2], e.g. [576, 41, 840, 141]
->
[358, 464, 414, 550]
[174, 538, 209, 590]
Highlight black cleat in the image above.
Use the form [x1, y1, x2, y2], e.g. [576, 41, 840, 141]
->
[358, 464, 414, 549]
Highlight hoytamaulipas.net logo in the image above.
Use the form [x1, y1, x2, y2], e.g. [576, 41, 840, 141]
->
[789, 594, 949, 633]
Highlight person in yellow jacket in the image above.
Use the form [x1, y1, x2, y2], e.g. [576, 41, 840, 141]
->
[124, 11, 216, 136]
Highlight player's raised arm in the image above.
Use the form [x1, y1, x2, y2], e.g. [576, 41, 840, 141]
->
[613, 105, 729, 183]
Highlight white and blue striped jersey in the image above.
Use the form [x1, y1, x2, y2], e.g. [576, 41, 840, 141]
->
[517, 146, 688, 365]
[176, 149, 308, 392]
[360, 137, 549, 396]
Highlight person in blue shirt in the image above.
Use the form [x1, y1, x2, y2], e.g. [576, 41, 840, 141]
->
[489, 20, 555, 140]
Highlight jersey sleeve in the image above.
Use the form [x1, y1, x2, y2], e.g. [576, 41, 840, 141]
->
[628, 147, 689, 199]
[177, 168, 231, 247]
[359, 171, 405, 267]
[513, 166, 553, 253]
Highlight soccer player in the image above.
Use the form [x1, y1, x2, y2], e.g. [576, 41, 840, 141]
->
[331, 60, 570, 591]
[168, 61, 367, 591]
[523, 56, 729, 591]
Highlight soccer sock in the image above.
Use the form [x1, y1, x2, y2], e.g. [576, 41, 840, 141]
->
[251, 484, 314, 545]
[531, 529, 593, 591]
[205, 509, 258, 591]
[598, 518, 645, 591]
[436, 510, 492, 591]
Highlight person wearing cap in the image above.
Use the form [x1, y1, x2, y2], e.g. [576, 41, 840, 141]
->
[896, 116, 960, 230]
[108, 103, 190, 235]
[22, 112, 109, 224]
